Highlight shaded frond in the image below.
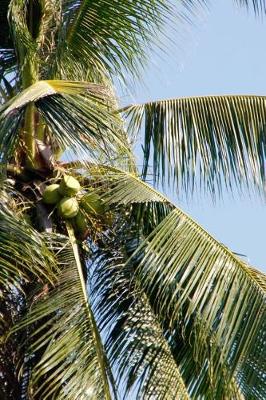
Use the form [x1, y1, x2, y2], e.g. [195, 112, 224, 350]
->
[123, 95, 266, 196]
[59, 0, 266, 81]
[0, 203, 57, 290]
[0, 195, 58, 398]
[11, 230, 115, 399]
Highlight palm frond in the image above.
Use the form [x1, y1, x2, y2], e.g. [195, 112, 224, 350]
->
[59, 0, 175, 80]
[102, 170, 169, 205]
[0, 80, 131, 162]
[123, 95, 266, 196]
[91, 227, 189, 400]
[95, 169, 266, 398]
[11, 230, 115, 399]
[2, 80, 109, 114]
[0, 203, 57, 290]
[135, 209, 265, 398]
[0, 50, 17, 95]
[59, 0, 266, 82]
[0, 194, 58, 398]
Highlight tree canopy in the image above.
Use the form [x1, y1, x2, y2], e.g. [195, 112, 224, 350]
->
[0, 1, 265, 399]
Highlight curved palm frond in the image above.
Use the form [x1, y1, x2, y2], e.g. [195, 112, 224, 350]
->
[11, 230, 116, 400]
[0, 193, 58, 399]
[95, 168, 266, 399]
[60, 0, 266, 81]
[123, 95, 266, 196]
[59, 0, 175, 80]
[134, 209, 265, 399]
[91, 228, 189, 400]
[4, 1, 266, 85]
[0, 80, 130, 162]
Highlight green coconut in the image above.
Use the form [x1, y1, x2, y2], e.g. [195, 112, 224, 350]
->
[80, 191, 105, 215]
[43, 184, 61, 204]
[74, 211, 88, 235]
[58, 197, 79, 219]
[59, 175, 81, 197]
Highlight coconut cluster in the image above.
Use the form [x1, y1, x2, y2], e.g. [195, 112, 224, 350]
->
[42, 175, 105, 237]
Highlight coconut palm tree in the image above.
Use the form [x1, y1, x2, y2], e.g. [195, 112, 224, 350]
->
[0, 0, 265, 399]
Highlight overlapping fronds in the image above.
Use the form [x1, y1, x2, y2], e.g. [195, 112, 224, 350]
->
[60, 0, 266, 81]
[91, 229, 189, 400]
[59, 0, 175, 80]
[0, 203, 57, 291]
[0, 182, 59, 399]
[134, 209, 265, 398]
[0, 80, 130, 162]
[124, 96, 266, 196]
[3, 1, 266, 85]
[96, 169, 266, 398]
[11, 229, 115, 399]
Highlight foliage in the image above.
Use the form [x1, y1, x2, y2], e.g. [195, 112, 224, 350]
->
[0, 1, 265, 399]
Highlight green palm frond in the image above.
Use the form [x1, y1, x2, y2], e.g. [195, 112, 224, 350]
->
[11, 230, 115, 400]
[0, 80, 130, 162]
[3, 1, 266, 85]
[102, 170, 169, 205]
[0, 204, 57, 290]
[123, 95, 266, 195]
[0, 1, 17, 87]
[95, 169, 266, 398]
[58, 0, 175, 80]
[134, 209, 265, 398]
[0, 197, 58, 398]
[2, 80, 110, 113]
[60, 0, 266, 81]
[91, 231, 189, 400]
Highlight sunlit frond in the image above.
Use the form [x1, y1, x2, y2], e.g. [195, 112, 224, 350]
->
[58, 0, 176, 80]
[91, 228, 189, 400]
[135, 209, 265, 398]
[124, 96, 266, 196]
[0, 80, 130, 162]
[96, 169, 266, 398]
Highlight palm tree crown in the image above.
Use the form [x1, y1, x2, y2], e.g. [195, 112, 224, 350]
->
[0, 1, 265, 399]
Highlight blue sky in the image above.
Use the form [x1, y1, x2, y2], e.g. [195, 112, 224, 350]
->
[120, 1, 266, 271]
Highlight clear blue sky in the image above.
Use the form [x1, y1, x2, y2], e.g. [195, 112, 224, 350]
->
[119, 1, 266, 271]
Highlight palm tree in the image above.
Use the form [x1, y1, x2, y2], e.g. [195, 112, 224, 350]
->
[0, 0, 265, 399]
